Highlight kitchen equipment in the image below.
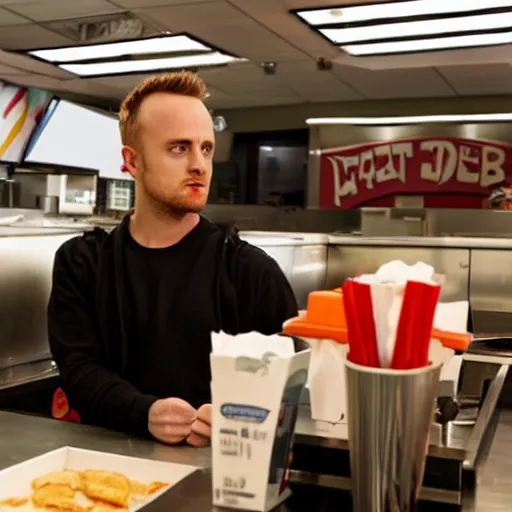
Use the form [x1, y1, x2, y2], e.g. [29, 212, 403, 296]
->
[36, 195, 59, 215]
[0, 179, 20, 208]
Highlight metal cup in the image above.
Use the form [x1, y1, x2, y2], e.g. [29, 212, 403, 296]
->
[345, 358, 443, 512]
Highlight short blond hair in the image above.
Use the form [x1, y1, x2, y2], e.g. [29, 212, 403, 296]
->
[119, 70, 209, 146]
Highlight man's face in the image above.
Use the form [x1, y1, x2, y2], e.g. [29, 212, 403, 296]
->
[125, 92, 215, 214]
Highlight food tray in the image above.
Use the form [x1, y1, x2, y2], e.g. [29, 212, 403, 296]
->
[0, 447, 198, 511]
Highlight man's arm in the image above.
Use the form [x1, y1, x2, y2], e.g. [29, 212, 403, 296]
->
[48, 237, 158, 437]
[234, 245, 299, 335]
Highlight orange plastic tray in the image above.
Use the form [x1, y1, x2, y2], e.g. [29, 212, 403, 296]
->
[282, 289, 472, 352]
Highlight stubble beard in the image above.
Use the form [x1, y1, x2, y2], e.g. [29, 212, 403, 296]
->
[139, 169, 206, 219]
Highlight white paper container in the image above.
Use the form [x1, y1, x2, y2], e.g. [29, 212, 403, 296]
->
[306, 337, 348, 424]
[0, 447, 198, 510]
[210, 346, 310, 511]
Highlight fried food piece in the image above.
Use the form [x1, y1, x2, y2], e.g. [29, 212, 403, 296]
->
[32, 470, 82, 491]
[0, 497, 29, 507]
[81, 471, 131, 508]
[129, 480, 149, 496]
[147, 482, 168, 495]
[32, 484, 81, 512]
[130, 480, 168, 497]
[86, 503, 127, 512]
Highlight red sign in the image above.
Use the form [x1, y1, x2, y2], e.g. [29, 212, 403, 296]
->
[319, 136, 512, 209]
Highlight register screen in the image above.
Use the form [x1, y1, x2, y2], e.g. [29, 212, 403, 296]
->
[0, 81, 52, 163]
[24, 100, 128, 180]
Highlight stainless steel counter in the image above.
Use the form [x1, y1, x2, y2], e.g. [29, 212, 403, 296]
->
[0, 358, 57, 390]
[0, 410, 210, 471]
[1, 409, 512, 510]
[328, 234, 512, 250]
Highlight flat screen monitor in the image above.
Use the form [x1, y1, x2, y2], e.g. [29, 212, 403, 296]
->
[24, 99, 128, 180]
[0, 81, 52, 163]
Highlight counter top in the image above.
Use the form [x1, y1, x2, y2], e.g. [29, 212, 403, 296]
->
[240, 231, 329, 246]
[1, 409, 512, 510]
[328, 234, 512, 250]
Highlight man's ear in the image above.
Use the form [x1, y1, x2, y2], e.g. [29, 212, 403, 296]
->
[121, 145, 138, 178]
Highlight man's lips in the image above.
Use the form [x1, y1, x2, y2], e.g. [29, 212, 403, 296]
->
[186, 183, 206, 193]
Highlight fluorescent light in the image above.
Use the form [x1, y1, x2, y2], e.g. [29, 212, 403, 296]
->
[260, 146, 273, 151]
[59, 52, 244, 77]
[296, 0, 512, 26]
[306, 113, 512, 126]
[29, 35, 209, 63]
[322, 12, 512, 45]
[343, 31, 512, 56]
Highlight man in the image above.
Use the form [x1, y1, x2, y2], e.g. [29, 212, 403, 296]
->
[47, 71, 298, 447]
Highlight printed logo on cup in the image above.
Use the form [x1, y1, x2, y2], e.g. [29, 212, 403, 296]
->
[220, 403, 270, 423]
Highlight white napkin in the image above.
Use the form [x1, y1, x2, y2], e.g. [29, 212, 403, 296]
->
[354, 260, 438, 367]
[433, 301, 470, 393]
[211, 331, 295, 358]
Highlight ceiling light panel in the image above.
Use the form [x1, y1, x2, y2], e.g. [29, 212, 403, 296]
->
[59, 52, 244, 77]
[321, 12, 512, 45]
[344, 31, 512, 56]
[296, 0, 512, 26]
[29, 35, 209, 63]
[22, 33, 244, 77]
[294, 0, 512, 56]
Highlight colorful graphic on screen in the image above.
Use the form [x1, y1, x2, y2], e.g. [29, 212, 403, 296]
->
[0, 81, 52, 162]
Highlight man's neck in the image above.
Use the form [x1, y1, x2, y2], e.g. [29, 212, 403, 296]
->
[129, 209, 200, 249]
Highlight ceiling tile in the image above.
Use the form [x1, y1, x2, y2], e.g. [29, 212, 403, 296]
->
[0, 0, 47, 4]
[438, 64, 512, 96]
[110, 0, 210, 7]
[208, 91, 302, 109]
[283, 0, 394, 8]
[92, 72, 231, 102]
[201, 63, 294, 94]
[0, 7, 31, 25]
[56, 78, 122, 100]
[0, 50, 74, 78]
[0, 23, 71, 49]
[274, 60, 362, 101]
[5, 0, 123, 22]
[334, 65, 456, 99]
[135, 1, 306, 61]
[0, 63, 26, 74]
[228, 0, 341, 60]
[2, 73, 62, 89]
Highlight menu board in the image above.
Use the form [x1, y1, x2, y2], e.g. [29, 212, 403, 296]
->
[0, 81, 52, 162]
[24, 99, 128, 180]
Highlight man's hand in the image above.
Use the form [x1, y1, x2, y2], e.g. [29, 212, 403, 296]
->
[186, 404, 212, 447]
[148, 398, 196, 444]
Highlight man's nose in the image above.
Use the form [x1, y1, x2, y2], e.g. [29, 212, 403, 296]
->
[188, 147, 206, 175]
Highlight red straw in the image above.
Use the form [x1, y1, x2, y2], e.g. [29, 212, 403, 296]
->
[342, 279, 380, 367]
[415, 283, 441, 367]
[342, 280, 367, 365]
[390, 283, 416, 369]
[391, 281, 441, 369]
[352, 281, 380, 368]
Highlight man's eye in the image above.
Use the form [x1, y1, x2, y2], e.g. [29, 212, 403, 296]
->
[171, 145, 187, 154]
[203, 146, 213, 155]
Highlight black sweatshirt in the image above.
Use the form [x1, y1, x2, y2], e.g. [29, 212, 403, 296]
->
[47, 216, 298, 437]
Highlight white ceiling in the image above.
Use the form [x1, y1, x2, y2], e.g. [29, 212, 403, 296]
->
[0, 0, 510, 110]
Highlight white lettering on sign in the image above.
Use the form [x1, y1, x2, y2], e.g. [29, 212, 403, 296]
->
[327, 155, 358, 207]
[328, 142, 414, 206]
[457, 145, 479, 184]
[420, 140, 457, 184]
[392, 142, 414, 183]
[481, 146, 506, 187]
[358, 150, 375, 190]
[375, 144, 398, 183]
[324, 138, 510, 207]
